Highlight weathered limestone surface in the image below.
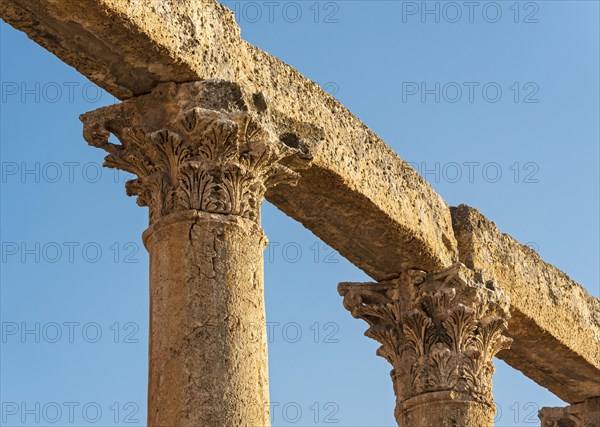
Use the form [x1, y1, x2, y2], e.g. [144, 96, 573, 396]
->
[80, 81, 302, 426]
[0, 0, 458, 277]
[2, 0, 598, 404]
[452, 205, 600, 404]
[144, 211, 270, 426]
[539, 397, 600, 426]
[339, 264, 512, 427]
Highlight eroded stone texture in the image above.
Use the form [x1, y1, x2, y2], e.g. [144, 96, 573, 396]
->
[451, 205, 600, 404]
[0, 0, 458, 279]
[144, 211, 270, 426]
[539, 397, 600, 427]
[338, 263, 511, 427]
[81, 81, 302, 426]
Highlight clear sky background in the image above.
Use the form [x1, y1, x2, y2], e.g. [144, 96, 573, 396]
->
[0, 1, 598, 426]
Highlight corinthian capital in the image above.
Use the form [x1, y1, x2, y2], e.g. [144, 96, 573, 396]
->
[339, 263, 512, 414]
[80, 81, 304, 224]
[539, 398, 600, 427]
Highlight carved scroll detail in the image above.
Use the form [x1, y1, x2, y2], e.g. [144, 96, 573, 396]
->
[82, 108, 299, 224]
[339, 264, 512, 407]
[539, 398, 600, 427]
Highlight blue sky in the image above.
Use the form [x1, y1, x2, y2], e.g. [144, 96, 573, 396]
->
[0, 1, 598, 426]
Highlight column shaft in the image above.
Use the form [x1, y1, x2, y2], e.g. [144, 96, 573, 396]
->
[144, 211, 269, 426]
[397, 392, 494, 427]
[81, 81, 306, 427]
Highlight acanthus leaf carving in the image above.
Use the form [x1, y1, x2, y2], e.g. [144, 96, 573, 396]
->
[338, 263, 512, 408]
[82, 107, 300, 224]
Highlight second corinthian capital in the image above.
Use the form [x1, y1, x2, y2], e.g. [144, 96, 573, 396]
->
[339, 263, 512, 426]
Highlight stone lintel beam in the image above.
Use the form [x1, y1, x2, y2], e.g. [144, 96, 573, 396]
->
[0, 0, 459, 277]
[338, 263, 512, 427]
[539, 397, 600, 426]
[451, 205, 600, 404]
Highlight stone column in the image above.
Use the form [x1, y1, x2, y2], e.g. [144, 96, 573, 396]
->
[539, 397, 600, 427]
[81, 81, 304, 427]
[338, 263, 512, 427]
